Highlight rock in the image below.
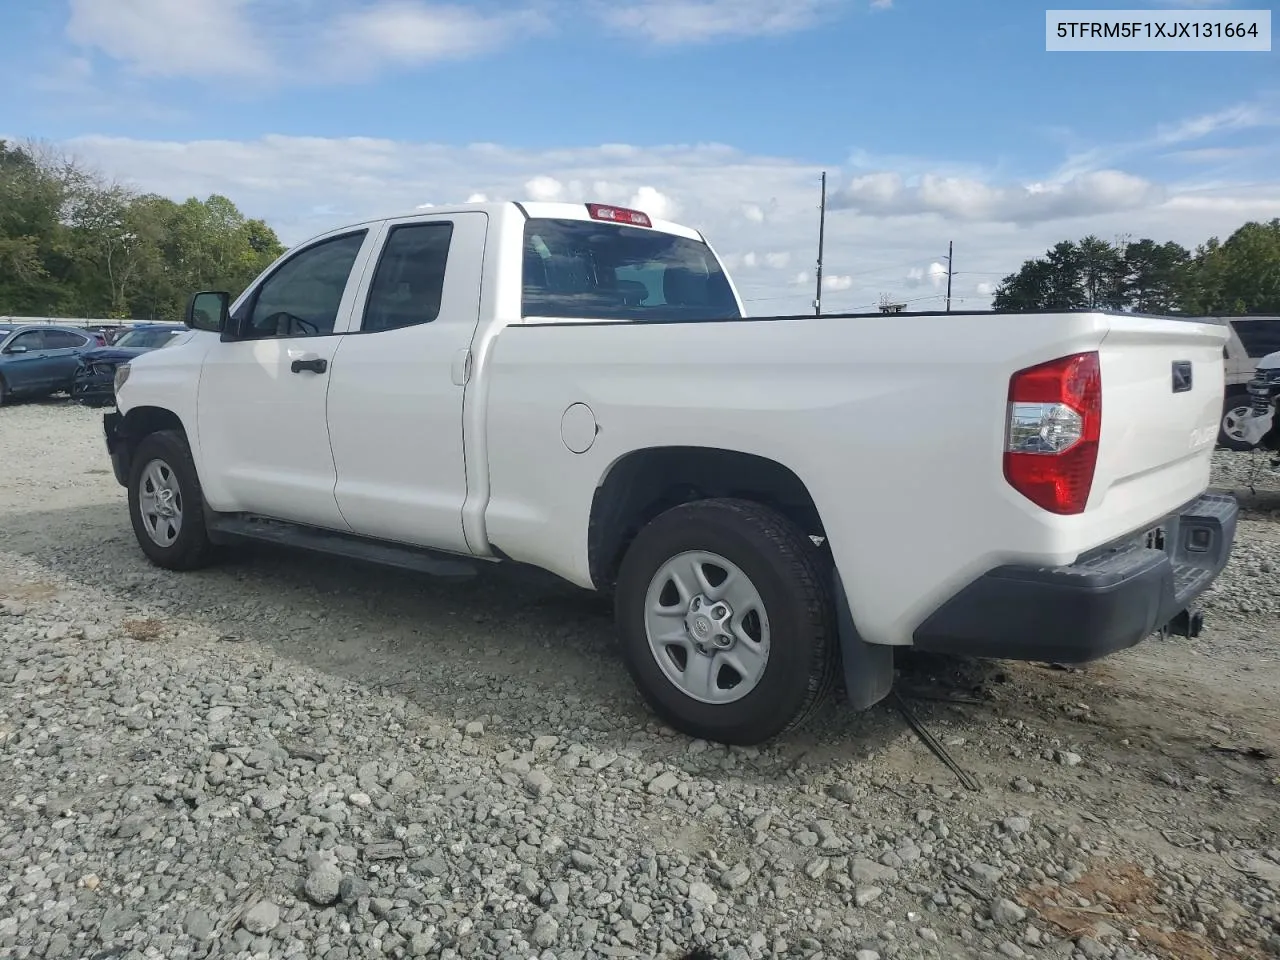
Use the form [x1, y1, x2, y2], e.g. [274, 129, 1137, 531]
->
[851, 859, 897, 884]
[525, 769, 554, 798]
[1076, 936, 1109, 959]
[991, 898, 1027, 926]
[720, 863, 752, 890]
[828, 782, 858, 802]
[532, 735, 559, 752]
[1057, 751, 1083, 767]
[805, 857, 830, 880]
[305, 862, 343, 905]
[347, 791, 372, 807]
[532, 912, 559, 948]
[687, 882, 718, 907]
[241, 900, 280, 934]
[184, 908, 216, 940]
[408, 932, 437, 956]
[338, 876, 371, 903]
[970, 863, 1004, 885]
[855, 951, 882, 960]
[855, 886, 883, 907]
[464, 721, 484, 737]
[1002, 816, 1032, 835]
[647, 771, 679, 795]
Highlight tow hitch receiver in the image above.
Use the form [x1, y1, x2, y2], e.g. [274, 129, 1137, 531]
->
[1165, 606, 1205, 639]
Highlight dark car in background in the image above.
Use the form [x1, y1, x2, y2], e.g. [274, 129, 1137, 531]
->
[72, 323, 185, 407]
[0, 324, 102, 406]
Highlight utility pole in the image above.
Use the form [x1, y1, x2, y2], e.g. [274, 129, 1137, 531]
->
[944, 240, 954, 313]
[814, 171, 827, 317]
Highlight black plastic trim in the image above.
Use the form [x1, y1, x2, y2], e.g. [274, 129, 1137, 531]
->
[912, 493, 1239, 663]
[103, 411, 129, 487]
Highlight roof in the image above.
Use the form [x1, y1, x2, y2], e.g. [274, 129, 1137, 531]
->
[319, 200, 703, 243]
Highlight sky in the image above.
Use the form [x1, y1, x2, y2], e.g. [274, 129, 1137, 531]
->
[0, 0, 1277, 314]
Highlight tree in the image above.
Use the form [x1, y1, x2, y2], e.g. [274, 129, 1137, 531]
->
[0, 139, 284, 320]
[992, 224, 1280, 316]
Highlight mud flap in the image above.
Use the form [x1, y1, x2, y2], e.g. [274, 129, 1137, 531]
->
[833, 568, 894, 710]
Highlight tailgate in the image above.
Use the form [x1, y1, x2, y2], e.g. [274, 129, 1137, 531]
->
[1089, 315, 1227, 528]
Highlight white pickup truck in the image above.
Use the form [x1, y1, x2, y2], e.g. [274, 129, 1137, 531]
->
[104, 200, 1239, 745]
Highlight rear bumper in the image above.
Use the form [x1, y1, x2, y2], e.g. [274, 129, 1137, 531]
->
[103, 411, 130, 487]
[913, 493, 1238, 663]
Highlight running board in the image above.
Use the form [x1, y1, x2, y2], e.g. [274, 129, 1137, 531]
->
[205, 514, 479, 579]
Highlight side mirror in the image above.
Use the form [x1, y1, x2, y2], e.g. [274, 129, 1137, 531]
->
[186, 291, 230, 333]
[5, 344, 28, 354]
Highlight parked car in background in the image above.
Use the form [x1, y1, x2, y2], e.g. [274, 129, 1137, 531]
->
[1220, 316, 1280, 449]
[72, 323, 185, 407]
[0, 324, 101, 406]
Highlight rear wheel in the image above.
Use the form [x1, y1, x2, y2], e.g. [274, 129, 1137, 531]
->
[1219, 389, 1256, 451]
[127, 430, 216, 570]
[613, 498, 838, 745]
[0, 375, 8, 407]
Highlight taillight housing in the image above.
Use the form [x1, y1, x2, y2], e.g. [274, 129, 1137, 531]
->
[585, 203, 652, 227]
[1003, 351, 1102, 515]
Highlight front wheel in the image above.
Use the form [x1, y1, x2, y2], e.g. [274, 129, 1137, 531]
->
[1218, 390, 1257, 452]
[127, 430, 216, 570]
[613, 498, 838, 745]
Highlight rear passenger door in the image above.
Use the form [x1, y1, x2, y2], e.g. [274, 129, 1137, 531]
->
[43, 329, 93, 389]
[326, 212, 488, 554]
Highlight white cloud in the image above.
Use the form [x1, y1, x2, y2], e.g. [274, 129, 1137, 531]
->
[823, 275, 853, 291]
[975, 282, 996, 297]
[742, 252, 759, 268]
[926, 261, 948, 287]
[597, 0, 842, 44]
[63, 0, 547, 83]
[525, 176, 564, 201]
[57, 132, 1280, 316]
[743, 204, 766, 223]
[629, 186, 678, 220]
[870, 0, 893, 8]
[466, 192, 489, 202]
[831, 169, 1164, 224]
[326, 2, 547, 69]
[66, 0, 270, 78]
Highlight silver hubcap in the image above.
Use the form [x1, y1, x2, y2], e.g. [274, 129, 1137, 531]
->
[1222, 405, 1252, 441]
[138, 458, 183, 548]
[644, 551, 771, 705]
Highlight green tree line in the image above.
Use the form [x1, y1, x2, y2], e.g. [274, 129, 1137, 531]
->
[992, 219, 1280, 315]
[0, 139, 285, 321]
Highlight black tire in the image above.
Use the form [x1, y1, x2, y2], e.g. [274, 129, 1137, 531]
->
[1218, 389, 1256, 452]
[127, 430, 216, 570]
[613, 498, 838, 745]
[0, 375, 8, 407]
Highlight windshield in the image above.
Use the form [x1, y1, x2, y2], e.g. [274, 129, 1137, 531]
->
[521, 218, 741, 321]
[115, 328, 180, 349]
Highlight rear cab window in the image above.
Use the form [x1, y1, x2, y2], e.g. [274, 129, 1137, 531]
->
[521, 218, 741, 321]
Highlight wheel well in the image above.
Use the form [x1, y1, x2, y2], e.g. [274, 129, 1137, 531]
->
[587, 446, 825, 590]
[123, 406, 186, 443]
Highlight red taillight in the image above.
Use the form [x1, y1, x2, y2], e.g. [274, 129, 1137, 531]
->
[585, 203, 652, 227]
[1003, 351, 1102, 515]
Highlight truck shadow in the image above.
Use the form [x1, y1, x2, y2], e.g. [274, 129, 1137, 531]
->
[2, 502, 934, 779]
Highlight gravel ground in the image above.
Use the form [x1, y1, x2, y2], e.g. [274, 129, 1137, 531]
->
[1, 400, 1278, 960]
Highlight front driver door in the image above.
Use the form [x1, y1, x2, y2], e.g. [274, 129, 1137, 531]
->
[195, 228, 377, 529]
[1, 330, 56, 393]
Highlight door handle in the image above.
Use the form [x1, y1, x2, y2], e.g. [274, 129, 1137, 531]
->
[290, 357, 328, 375]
